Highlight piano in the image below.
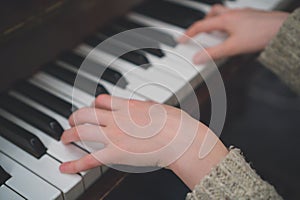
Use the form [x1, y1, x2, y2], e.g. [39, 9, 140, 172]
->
[0, 0, 291, 199]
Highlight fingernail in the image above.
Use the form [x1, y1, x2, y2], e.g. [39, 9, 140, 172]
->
[59, 163, 68, 172]
[60, 136, 67, 145]
[68, 117, 74, 126]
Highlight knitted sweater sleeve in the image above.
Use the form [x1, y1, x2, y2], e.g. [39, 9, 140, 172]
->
[185, 148, 282, 200]
[258, 8, 300, 95]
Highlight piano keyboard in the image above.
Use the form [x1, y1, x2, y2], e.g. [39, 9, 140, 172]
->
[0, 0, 284, 199]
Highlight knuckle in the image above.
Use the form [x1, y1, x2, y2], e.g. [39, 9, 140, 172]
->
[74, 108, 86, 118]
[193, 21, 202, 28]
[220, 12, 233, 23]
[211, 4, 223, 11]
[72, 127, 81, 140]
[86, 155, 97, 167]
[96, 93, 109, 101]
[189, 21, 201, 32]
[81, 107, 92, 113]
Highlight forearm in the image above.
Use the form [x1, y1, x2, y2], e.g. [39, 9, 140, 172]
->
[169, 126, 228, 190]
[168, 125, 282, 199]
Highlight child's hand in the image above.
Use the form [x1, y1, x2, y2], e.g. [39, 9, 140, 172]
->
[59, 94, 201, 173]
[179, 5, 289, 64]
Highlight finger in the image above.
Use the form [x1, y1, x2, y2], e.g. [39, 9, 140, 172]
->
[193, 38, 236, 64]
[69, 107, 113, 127]
[61, 124, 108, 144]
[205, 4, 228, 18]
[59, 153, 102, 174]
[178, 16, 225, 43]
[93, 94, 125, 111]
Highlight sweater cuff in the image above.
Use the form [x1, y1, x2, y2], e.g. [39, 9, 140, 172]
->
[258, 8, 300, 95]
[186, 148, 282, 200]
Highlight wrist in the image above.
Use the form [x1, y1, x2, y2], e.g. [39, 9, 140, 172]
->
[169, 124, 228, 190]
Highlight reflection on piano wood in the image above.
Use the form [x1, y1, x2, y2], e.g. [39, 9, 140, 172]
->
[0, 0, 288, 199]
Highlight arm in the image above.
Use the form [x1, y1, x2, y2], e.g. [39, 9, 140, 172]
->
[259, 8, 300, 95]
[59, 95, 282, 199]
[181, 6, 300, 95]
[59, 94, 229, 183]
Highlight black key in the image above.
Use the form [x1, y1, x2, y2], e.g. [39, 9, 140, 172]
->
[134, 1, 205, 28]
[0, 166, 11, 186]
[42, 63, 109, 96]
[143, 48, 164, 58]
[0, 115, 47, 158]
[84, 35, 104, 48]
[100, 26, 165, 58]
[122, 50, 150, 67]
[190, 0, 224, 5]
[142, 48, 165, 58]
[0, 94, 63, 141]
[13, 81, 77, 118]
[85, 35, 150, 68]
[59, 52, 127, 88]
[114, 18, 177, 47]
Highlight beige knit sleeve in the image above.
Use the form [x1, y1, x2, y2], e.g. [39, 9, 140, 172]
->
[186, 148, 282, 200]
[258, 8, 300, 95]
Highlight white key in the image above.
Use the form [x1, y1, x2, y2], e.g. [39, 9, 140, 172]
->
[166, 0, 211, 13]
[100, 79, 147, 101]
[31, 72, 147, 152]
[89, 32, 199, 98]
[76, 45, 176, 104]
[127, 12, 227, 83]
[170, 0, 280, 14]
[7, 92, 99, 153]
[143, 52, 203, 91]
[0, 185, 25, 200]
[0, 136, 84, 200]
[107, 20, 208, 87]
[56, 60, 148, 101]
[108, 26, 201, 76]
[29, 78, 85, 108]
[0, 151, 63, 200]
[125, 15, 227, 86]
[9, 91, 71, 130]
[128, 13, 224, 48]
[225, 0, 282, 10]
[32, 72, 95, 106]
[171, 0, 279, 12]
[73, 47, 189, 102]
[162, 0, 228, 43]
[0, 109, 101, 189]
[85, 28, 213, 100]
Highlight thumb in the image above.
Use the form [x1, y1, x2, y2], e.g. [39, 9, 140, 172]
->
[178, 16, 225, 43]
